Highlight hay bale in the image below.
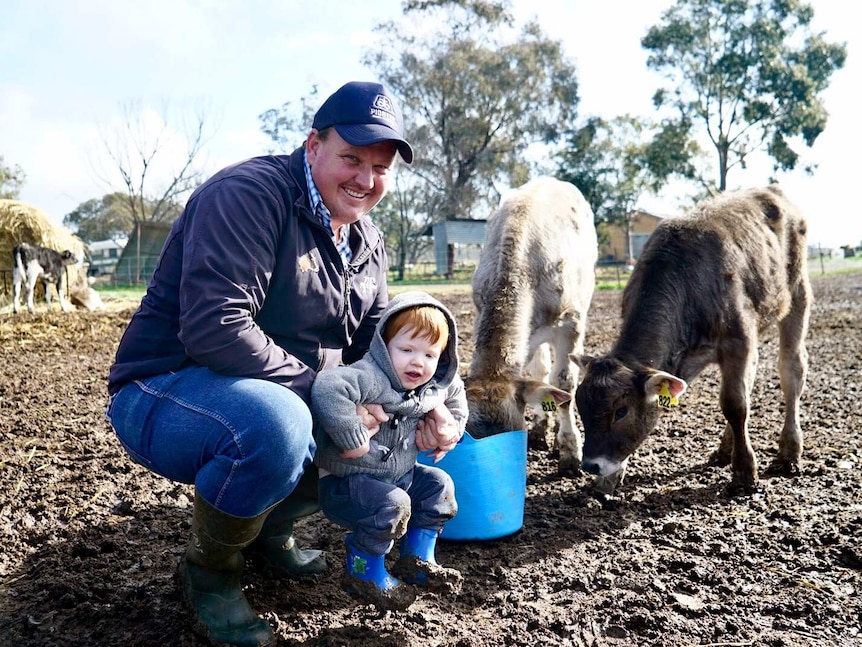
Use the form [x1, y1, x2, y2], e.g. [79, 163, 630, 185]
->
[0, 200, 87, 308]
[0, 199, 85, 259]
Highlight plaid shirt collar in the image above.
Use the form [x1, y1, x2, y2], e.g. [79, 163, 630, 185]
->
[304, 151, 351, 265]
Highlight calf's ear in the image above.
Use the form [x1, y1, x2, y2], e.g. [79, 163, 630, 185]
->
[570, 354, 593, 371]
[521, 381, 572, 410]
[644, 371, 688, 401]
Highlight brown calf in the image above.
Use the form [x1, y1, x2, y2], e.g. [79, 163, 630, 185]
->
[574, 185, 811, 495]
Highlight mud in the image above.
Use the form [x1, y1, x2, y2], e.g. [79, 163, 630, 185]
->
[0, 271, 860, 646]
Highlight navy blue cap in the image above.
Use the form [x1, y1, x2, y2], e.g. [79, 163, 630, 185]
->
[312, 81, 414, 164]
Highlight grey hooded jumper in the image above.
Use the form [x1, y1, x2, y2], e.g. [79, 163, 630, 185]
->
[312, 291, 467, 481]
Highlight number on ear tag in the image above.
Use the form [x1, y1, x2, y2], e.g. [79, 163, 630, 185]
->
[541, 395, 558, 413]
[657, 381, 679, 410]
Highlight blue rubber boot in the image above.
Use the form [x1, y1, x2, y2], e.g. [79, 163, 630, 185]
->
[392, 527, 463, 594]
[341, 534, 416, 611]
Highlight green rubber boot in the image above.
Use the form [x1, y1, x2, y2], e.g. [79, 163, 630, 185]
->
[177, 491, 275, 647]
[245, 466, 327, 577]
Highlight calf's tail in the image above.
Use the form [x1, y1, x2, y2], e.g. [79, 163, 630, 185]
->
[12, 246, 25, 280]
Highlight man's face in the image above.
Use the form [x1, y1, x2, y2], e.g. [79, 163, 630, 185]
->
[306, 129, 397, 230]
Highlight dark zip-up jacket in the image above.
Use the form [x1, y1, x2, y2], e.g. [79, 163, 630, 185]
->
[107, 146, 388, 403]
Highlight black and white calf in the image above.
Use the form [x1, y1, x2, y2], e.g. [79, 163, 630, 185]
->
[12, 242, 78, 314]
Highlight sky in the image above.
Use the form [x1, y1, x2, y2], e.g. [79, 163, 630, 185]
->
[1, 0, 858, 249]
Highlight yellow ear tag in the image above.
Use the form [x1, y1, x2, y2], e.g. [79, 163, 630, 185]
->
[541, 395, 558, 413]
[657, 381, 679, 410]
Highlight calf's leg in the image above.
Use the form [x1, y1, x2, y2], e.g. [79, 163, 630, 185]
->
[57, 272, 73, 312]
[550, 325, 582, 475]
[25, 271, 40, 313]
[718, 331, 760, 495]
[525, 343, 552, 451]
[767, 284, 811, 475]
[12, 271, 22, 314]
[43, 279, 54, 311]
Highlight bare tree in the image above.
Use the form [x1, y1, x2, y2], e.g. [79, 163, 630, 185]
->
[93, 100, 216, 282]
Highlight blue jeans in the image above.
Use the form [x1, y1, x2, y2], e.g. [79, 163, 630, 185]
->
[105, 366, 315, 517]
[319, 464, 457, 555]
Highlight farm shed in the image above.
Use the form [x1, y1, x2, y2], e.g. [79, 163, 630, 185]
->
[112, 221, 172, 285]
[424, 219, 487, 277]
[598, 209, 665, 264]
[87, 238, 127, 277]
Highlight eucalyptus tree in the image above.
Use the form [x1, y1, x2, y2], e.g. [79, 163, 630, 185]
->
[0, 155, 25, 199]
[256, 2, 580, 275]
[258, 86, 323, 154]
[643, 0, 846, 191]
[557, 115, 703, 261]
[372, 177, 439, 282]
[365, 0, 581, 224]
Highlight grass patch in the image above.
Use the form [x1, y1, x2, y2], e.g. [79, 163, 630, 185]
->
[92, 257, 862, 306]
[96, 285, 147, 302]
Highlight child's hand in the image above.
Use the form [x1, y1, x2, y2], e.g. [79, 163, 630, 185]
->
[340, 441, 370, 459]
[341, 404, 388, 459]
[416, 404, 461, 461]
[340, 425, 377, 458]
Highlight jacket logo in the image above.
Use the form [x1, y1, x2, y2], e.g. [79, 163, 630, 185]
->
[356, 276, 377, 296]
[298, 252, 320, 273]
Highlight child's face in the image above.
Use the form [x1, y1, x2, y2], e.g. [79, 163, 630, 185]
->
[386, 326, 445, 390]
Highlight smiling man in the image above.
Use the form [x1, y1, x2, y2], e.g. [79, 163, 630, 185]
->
[105, 81, 413, 646]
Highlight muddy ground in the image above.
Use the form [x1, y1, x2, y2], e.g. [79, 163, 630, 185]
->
[0, 271, 860, 647]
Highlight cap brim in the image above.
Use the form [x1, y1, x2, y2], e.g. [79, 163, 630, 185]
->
[334, 124, 414, 165]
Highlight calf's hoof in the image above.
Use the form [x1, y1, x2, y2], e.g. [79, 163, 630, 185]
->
[707, 448, 732, 467]
[556, 454, 582, 477]
[725, 474, 760, 498]
[764, 456, 801, 477]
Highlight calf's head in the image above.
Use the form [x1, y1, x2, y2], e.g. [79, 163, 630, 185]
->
[574, 356, 687, 477]
[464, 374, 571, 439]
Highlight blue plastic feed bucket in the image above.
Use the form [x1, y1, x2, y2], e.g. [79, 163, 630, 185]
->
[417, 430, 527, 540]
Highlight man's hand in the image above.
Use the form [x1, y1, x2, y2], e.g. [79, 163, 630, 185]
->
[356, 403, 388, 433]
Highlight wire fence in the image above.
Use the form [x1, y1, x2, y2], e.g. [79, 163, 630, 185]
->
[2, 255, 860, 310]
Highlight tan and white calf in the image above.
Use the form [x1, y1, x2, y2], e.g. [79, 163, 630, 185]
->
[575, 185, 811, 495]
[465, 176, 598, 475]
